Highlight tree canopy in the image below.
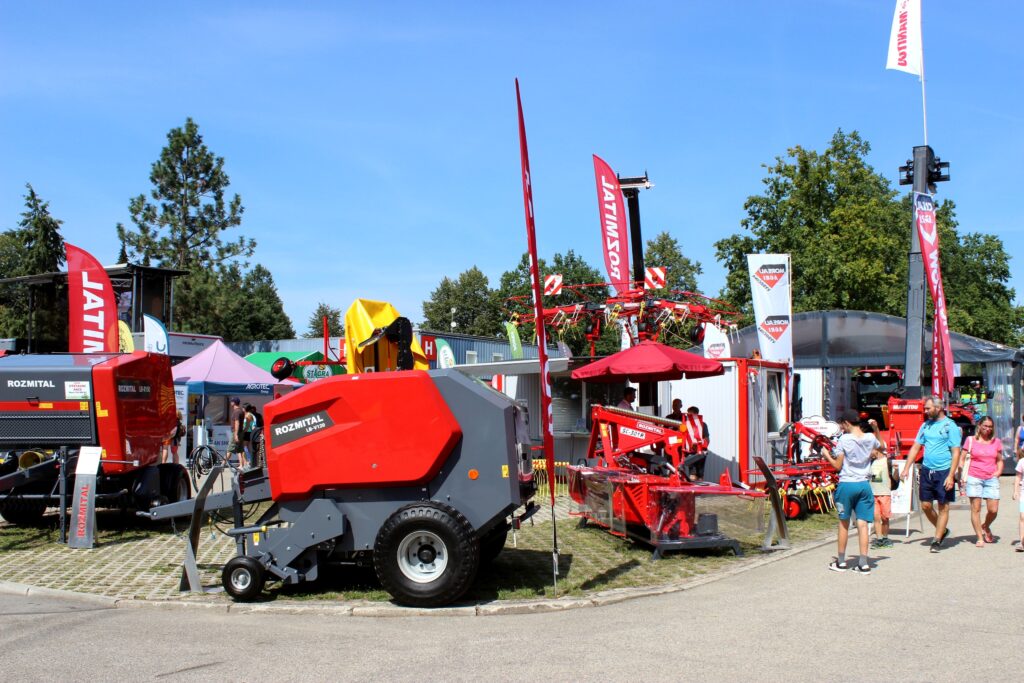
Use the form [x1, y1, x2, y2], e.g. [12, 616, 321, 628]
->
[421, 266, 501, 337]
[643, 231, 702, 296]
[714, 129, 1023, 345]
[116, 118, 292, 338]
[0, 185, 67, 346]
[304, 302, 345, 338]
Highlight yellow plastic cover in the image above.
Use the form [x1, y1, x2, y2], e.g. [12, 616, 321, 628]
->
[344, 298, 428, 374]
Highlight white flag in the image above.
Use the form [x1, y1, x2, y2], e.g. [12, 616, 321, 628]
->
[886, 0, 922, 77]
[747, 254, 793, 366]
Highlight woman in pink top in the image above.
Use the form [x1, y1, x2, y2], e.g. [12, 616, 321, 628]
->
[962, 416, 1003, 546]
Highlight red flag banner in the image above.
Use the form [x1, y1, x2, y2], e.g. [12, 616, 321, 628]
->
[515, 80, 556, 509]
[593, 155, 630, 293]
[914, 193, 954, 394]
[66, 243, 118, 353]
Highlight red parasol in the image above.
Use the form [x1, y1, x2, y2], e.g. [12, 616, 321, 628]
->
[571, 340, 725, 383]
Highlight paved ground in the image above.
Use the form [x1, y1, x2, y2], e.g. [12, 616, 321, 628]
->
[1, 479, 1021, 681]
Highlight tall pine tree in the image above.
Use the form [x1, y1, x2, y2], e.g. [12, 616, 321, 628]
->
[117, 118, 257, 333]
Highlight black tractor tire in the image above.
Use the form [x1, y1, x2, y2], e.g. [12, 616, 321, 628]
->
[479, 524, 509, 565]
[222, 556, 265, 601]
[158, 465, 191, 506]
[373, 502, 479, 607]
[0, 498, 48, 526]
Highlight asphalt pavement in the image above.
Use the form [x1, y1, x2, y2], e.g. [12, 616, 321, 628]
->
[2, 478, 1022, 682]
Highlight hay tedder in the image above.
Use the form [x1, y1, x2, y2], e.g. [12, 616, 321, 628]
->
[768, 419, 840, 520]
[568, 405, 766, 558]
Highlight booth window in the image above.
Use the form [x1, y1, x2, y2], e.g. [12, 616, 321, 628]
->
[766, 372, 785, 434]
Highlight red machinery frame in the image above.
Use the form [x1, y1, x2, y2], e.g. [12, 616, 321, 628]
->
[569, 405, 765, 557]
[506, 285, 740, 356]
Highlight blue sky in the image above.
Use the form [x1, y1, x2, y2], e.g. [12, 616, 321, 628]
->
[2, 2, 1021, 334]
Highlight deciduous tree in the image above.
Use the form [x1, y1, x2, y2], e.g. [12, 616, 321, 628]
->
[714, 129, 1022, 344]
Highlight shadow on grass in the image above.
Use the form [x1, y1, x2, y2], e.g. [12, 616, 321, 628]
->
[577, 559, 641, 591]
[0, 509, 186, 551]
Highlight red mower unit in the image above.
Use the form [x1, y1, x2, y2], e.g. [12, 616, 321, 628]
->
[0, 352, 188, 529]
[568, 405, 766, 558]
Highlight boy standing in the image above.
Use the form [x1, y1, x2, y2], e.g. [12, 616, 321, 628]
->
[869, 447, 894, 548]
[823, 409, 879, 574]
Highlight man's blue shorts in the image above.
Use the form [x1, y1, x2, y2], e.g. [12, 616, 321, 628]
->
[919, 466, 957, 505]
[834, 481, 874, 522]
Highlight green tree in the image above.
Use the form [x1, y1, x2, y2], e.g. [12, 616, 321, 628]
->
[0, 230, 28, 339]
[643, 231, 702, 296]
[713, 129, 1022, 344]
[421, 266, 501, 336]
[495, 250, 619, 356]
[0, 185, 67, 346]
[216, 264, 295, 342]
[117, 118, 254, 332]
[304, 302, 344, 338]
[20, 184, 65, 275]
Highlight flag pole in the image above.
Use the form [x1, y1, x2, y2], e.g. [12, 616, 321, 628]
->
[514, 79, 559, 592]
[919, 2, 928, 145]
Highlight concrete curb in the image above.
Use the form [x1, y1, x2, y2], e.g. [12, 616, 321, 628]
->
[0, 532, 836, 617]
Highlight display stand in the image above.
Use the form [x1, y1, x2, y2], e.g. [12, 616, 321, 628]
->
[890, 461, 922, 537]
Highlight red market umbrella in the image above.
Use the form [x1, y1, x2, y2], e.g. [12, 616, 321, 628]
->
[570, 340, 725, 383]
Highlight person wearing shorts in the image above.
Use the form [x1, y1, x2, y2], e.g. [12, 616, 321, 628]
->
[901, 396, 962, 553]
[961, 416, 1002, 547]
[869, 446, 894, 548]
[824, 409, 879, 574]
[1013, 453, 1024, 552]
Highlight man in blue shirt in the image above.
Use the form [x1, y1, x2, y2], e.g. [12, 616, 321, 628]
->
[900, 395, 962, 553]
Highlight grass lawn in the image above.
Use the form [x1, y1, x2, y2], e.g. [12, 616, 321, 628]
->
[1, 502, 837, 603]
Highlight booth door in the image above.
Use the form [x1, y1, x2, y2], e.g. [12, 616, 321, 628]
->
[747, 367, 790, 474]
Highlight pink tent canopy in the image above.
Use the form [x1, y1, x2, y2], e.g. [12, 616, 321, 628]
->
[172, 340, 286, 395]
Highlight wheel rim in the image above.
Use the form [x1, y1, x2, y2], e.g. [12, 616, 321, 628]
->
[396, 530, 449, 584]
[230, 566, 252, 592]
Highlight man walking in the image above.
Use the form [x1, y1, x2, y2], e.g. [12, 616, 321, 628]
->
[901, 395, 962, 553]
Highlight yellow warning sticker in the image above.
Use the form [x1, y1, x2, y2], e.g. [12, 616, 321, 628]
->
[501, 465, 509, 478]
[39, 403, 53, 409]
[96, 401, 108, 418]
[80, 402, 89, 411]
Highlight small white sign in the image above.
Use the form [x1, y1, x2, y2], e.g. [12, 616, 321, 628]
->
[890, 461, 914, 515]
[76, 446, 103, 475]
[65, 381, 91, 400]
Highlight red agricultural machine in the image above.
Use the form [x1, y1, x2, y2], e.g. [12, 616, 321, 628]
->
[146, 367, 538, 607]
[0, 352, 188, 533]
[506, 285, 740, 355]
[568, 405, 766, 557]
[768, 420, 840, 520]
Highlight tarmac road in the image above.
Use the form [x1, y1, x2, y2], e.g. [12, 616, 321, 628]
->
[3, 480, 1022, 682]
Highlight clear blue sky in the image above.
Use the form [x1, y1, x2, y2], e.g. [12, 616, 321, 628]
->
[2, 2, 1021, 334]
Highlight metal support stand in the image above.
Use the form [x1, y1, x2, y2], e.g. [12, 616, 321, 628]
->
[58, 447, 68, 544]
[754, 457, 790, 551]
[180, 461, 229, 593]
